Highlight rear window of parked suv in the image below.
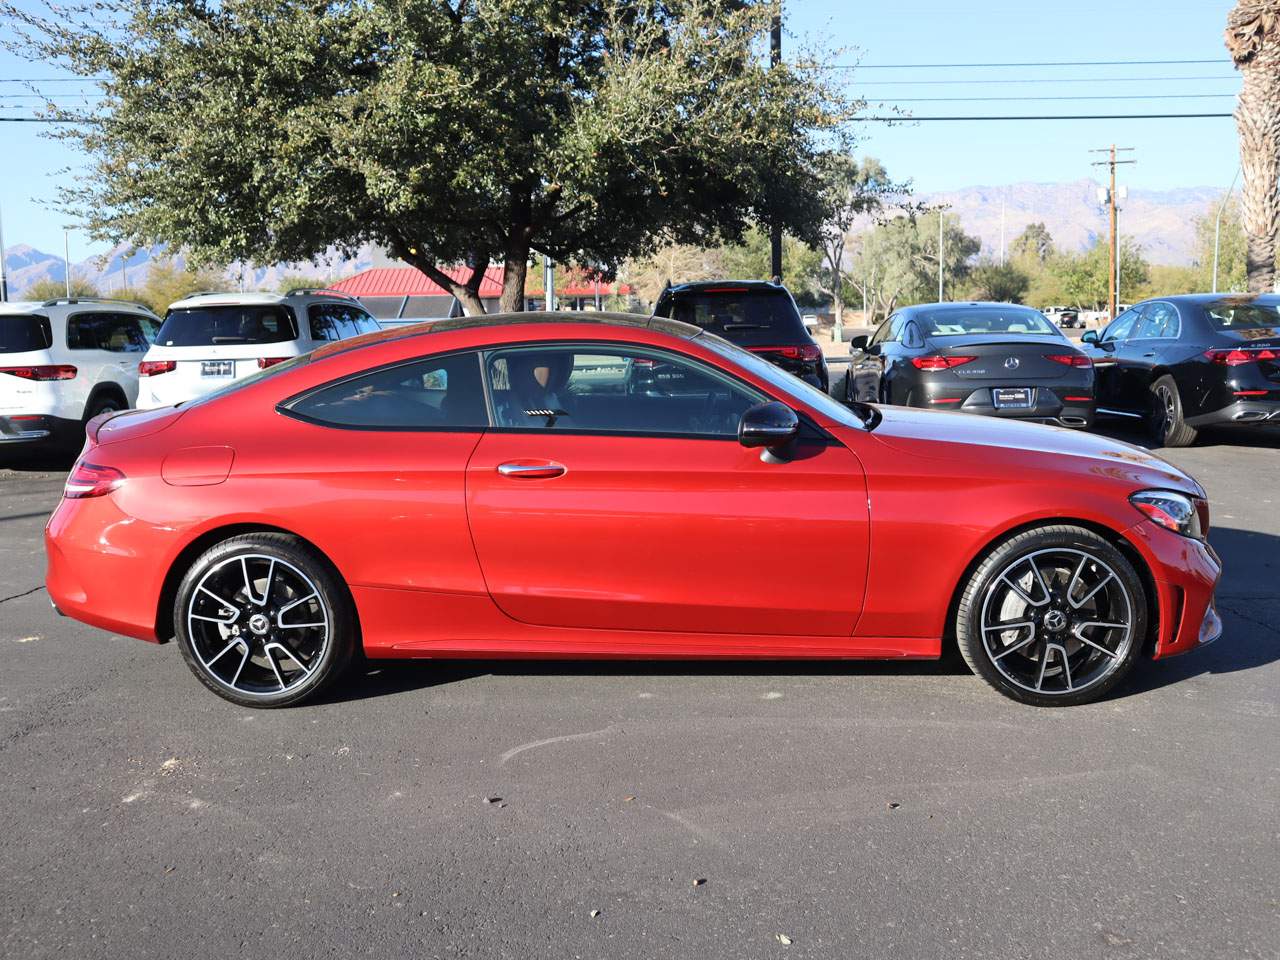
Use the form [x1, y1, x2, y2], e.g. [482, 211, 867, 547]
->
[156, 305, 298, 346]
[1, 315, 53, 353]
[666, 289, 807, 346]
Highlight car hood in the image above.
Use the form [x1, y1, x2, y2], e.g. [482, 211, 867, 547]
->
[860, 405, 1204, 497]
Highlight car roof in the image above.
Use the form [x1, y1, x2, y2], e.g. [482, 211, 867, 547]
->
[167, 289, 359, 310]
[0, 297, 155, 316]
[664, 280, 789, 294]
[310, 310, 702, 362]
[900, 301, 1044, 314]
[1139, 293, 1280, 307]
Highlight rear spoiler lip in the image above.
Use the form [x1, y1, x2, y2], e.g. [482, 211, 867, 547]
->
[85, 407, 131, 444]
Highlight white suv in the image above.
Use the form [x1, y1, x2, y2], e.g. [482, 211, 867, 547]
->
[136, 289, 381, 409]
[1, 297, 162, 447]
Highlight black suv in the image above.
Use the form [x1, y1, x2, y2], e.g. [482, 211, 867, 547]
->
[651, 280, 829, 391]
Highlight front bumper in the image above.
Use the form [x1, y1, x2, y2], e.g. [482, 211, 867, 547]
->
[1124, 520, 1223, 659]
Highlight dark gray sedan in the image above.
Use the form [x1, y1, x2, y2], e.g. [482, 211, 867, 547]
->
[839, 302, 1095, 428]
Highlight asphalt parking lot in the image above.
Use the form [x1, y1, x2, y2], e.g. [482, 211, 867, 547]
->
[2, 428, 1278, 960]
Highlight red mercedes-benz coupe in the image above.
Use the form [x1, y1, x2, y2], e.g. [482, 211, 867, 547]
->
[45, 313, 1222, 707]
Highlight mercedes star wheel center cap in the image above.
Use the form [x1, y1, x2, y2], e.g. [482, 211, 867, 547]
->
[248, 613, 271, 636]
[1043, 609, 1068, 632]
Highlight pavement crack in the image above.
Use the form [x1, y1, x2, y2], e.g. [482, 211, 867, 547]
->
[0, 585, 44, 605]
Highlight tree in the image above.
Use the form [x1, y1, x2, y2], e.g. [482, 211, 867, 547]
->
[961, 260, 1030, 303]
[849, 211, 980, 322]
[8, 0, 855, 315]
[1193, 196, 1250, 292]
[1225, 1, 1280, 292]
[1051, 237, 1149, 310]
[1010, 222, 1054, 264]
[23, 276, 100, 300]
[719, 227, 824, 303]
[132, 259, 227, 314]
[813, 156, 905, 327]
[624, 244, 727, 305]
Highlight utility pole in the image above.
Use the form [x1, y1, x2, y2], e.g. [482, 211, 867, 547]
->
[63, 229, 72, 298]
[1090, 145, 1135, 319]
[937, 209, 945, 302]
[0, 200, 8, 303]
[768, 3, 783, 281]
[1213, 166, 1242, 294]
[999, 195, 1006, 267]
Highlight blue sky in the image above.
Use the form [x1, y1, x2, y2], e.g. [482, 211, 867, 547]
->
[0, 0, 1240, 259]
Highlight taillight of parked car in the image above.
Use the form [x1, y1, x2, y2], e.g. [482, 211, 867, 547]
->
[911, 355, 975, 371]
[0, 364, 77, 380]
[63, 462, 126, 500]
[748, 345, 823, 362]
[138, 360, 176, 376]
[258, 357, 291, 369]
[1204, 347, 1279, 365]
[1045, 354, 1092, 367]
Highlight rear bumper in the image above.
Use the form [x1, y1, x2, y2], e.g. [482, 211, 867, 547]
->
[1185, 399, 1280, 428]
[921, 384, 1095, 428]
[0, 414, 81, 445]
[1124, 520, 1222, 659]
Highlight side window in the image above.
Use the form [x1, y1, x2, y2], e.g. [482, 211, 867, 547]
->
[135, 314, 161, 345]
[308, 305, 340, 342]
[902, 321, 924, 349]
[287, 352, 488, 429]
[1134, 302, 1179, 340]
[486, 347, 761, 437]
[1102, 309, 1139, 343]
[869, 315, 898, 347]
[66, 313, 149, 352]
[353, 309, 380, 335]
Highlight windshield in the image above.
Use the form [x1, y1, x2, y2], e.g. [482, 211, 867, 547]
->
[1204, 302, 1280, 331]
[697, 334, 868, 430]
[156, 305, 298, 347]
[0, 314, 53, 353]
[667, 289, 808, 346]
[915, 307, 1059, 337]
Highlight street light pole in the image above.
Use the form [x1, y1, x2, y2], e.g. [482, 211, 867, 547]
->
[1213, 166, 1242, 294]
[0, 201, 8, 303]
[63, 230, 71, 298]
[937, 211, 945, 302]
[768, 3, 783, 281]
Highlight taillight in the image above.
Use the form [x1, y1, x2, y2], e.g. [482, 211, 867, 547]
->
[748, 345, 823, 362]
[138, 360, 176, 377]
[257, 357, 290, 369]
[1205, 347, 1278, 365]
[911, 355, 975, 371]
[0, 364, 77, 381]
[63, 462, 126, 499]
[1045, 353, 1092, 367]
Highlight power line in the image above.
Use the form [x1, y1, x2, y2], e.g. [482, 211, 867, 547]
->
[872, 93, 1235, 103]
[850, 75, 1237, 86]
[863, 112, 1233, 121]
[828, 58, 1231, 69]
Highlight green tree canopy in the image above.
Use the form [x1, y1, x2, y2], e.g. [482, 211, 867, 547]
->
[7, 0, 857, 314]
[22, 276, 101, 300]
[1011, 222, 1054, 264]
[1050, 237, 1149, 310]
[960, 260, 1030, 304]
[849, 210, 980, 322]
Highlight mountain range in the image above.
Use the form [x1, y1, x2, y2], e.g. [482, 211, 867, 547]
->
[0, 179, 1227, 299]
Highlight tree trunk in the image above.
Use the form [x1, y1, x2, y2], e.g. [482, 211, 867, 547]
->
[405, 254, 488, 315]
[500, 241, 529, 313]
[1227, 2, 1280, 292]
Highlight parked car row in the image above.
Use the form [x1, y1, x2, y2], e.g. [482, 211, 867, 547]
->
[1, 289, 379, 448]
[834, 295, 1280, 448]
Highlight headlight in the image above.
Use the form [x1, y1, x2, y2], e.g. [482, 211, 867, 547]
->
[1129, 490, 1205, 540]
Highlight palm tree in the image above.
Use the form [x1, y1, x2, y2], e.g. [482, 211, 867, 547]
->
[1226, 2, 1280, 293]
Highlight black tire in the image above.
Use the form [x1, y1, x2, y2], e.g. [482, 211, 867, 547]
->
[173, 533, 356, 707]
[955, 525, 1148, 707]
[1148, 374, 1198, 448]
[84, 392, 125, 421]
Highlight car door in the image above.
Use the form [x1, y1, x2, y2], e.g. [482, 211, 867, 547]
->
[1121, 302, 1180, 407]
[1082, 308, 1141, 412]
[465, 343, 870, 638]
[868, 315, 908, 403]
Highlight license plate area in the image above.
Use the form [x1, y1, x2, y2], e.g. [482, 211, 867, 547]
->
[201, 360, 234, 378]
[993, 387, 1033, 409]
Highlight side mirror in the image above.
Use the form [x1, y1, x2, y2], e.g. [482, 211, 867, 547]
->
[1080, 329, 1099, 344]
[738, 401, 799, 462]
[848, 334, 869, 352]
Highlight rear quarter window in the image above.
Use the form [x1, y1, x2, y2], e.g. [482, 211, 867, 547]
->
[0, 314, 53, 353]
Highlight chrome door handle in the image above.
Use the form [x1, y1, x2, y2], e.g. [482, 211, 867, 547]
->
[497, 461, 566, 479]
